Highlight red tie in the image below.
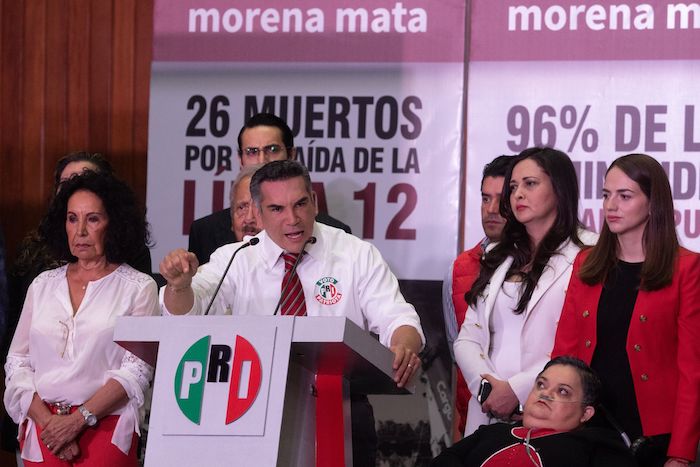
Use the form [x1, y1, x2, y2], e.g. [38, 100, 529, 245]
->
[281, 253, 307, 316]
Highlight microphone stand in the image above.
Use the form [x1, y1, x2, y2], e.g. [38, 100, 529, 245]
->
[203, 237, 260, 316]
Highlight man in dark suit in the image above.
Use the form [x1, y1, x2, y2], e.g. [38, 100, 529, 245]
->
[188, 113, 351, 265]
[188, 208, 236, 265]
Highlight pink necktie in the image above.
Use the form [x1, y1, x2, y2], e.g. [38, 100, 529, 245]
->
[281, 253, 307, 316]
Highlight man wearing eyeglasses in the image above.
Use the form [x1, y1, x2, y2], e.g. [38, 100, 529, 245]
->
[188, 113, 351, 265]
[236, 113, 295, 166]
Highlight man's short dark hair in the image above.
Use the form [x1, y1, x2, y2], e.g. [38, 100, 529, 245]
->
[237, 113, 295, 155]
[540, 356, 601, 406]
[54, 151, 113, 193]
[250, 160, 312, 207]
[482, 155, 513, 184]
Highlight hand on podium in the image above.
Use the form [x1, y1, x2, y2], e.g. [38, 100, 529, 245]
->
[390, 325, 422, 388]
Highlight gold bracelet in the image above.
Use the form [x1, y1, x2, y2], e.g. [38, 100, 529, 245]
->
[168, 284, 191, 293]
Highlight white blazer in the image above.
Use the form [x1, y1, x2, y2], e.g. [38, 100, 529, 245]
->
[454, 231, 597, 436]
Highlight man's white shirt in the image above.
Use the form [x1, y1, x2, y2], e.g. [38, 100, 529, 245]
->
[160, 222, 424, 348]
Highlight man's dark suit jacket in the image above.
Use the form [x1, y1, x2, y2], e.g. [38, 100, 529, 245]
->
[188, 208, 352, 265]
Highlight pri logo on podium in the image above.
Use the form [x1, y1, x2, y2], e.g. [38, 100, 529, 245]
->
[174, 335, 262, 425]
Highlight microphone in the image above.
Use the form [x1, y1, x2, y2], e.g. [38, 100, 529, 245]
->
[273, 236, 316, 316]
[203, 237, 260, 316]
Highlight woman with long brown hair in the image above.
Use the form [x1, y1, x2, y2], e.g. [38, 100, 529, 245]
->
[553, 153, 700, 467]
[454, 147, 596, 436]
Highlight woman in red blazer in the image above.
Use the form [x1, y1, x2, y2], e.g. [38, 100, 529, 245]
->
[553, 154, 700, 467]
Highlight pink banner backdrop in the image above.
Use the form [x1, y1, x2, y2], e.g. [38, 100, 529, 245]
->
[464, 0, 700, 252]
[147, 0, 465, 281]
[470, 0, 700, 61]
[154, 0, 466, 62]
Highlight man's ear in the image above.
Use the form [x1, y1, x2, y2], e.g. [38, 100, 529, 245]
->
[580, 405, 595, 424]
[311, 191, 319, 216]
[288, 147, 297, 161]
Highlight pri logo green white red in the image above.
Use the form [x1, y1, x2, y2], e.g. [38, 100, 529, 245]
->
[174, 335, 262, 425]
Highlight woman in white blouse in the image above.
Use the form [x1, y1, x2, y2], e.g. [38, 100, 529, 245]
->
[4, 171, 158, 466]
[454, 147, 596, 436]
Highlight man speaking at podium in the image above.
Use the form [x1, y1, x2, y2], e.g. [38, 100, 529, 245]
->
[159, 160, 425, 466]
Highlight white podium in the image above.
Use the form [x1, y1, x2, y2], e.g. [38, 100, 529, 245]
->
[114, 316, 411, 467]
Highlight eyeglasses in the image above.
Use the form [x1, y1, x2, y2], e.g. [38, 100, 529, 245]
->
[239, 144, 287, 157]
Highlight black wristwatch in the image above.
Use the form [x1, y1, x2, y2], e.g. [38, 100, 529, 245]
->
[78, 405, 97, 427]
